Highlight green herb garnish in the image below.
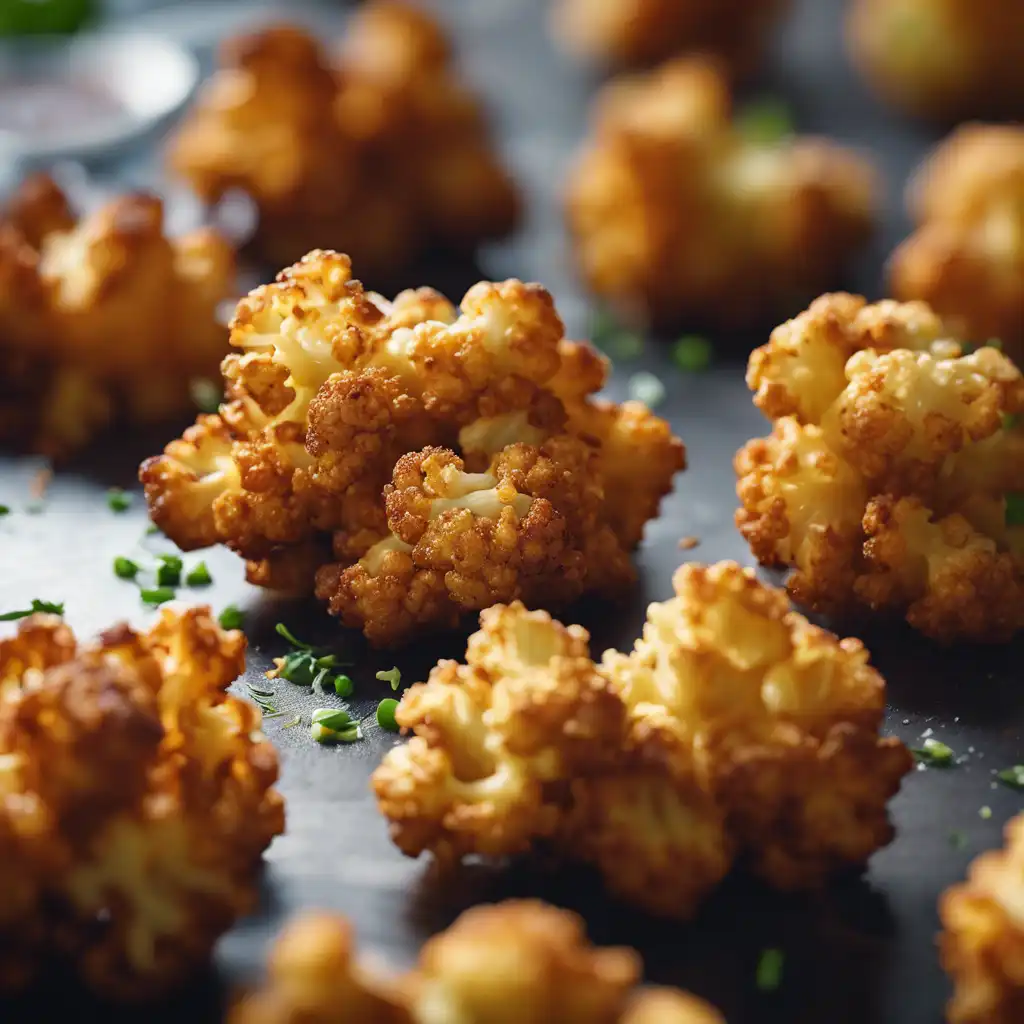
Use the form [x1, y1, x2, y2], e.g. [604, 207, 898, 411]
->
[376, 667, 402, 691]
[334, 674, 354, 698]
[275, 622, 314, 649]
[737, 98, 793, 146]
[140, 587, 176, 606]
[756, 948, 784, 992]
[218, 605, 246, 630]
[997, 765, 1024, 790]
[185, 561, 212, 587]
[376, 698, 400, 732]
[282, 716, 302, 729]
[0, 505, 9, 516]
[0, 599, 65, 621]
[106, 488, 132, 513]
[949, 830, 968, 850]
[911, 737, 955, 767]
[312, 708, 352, 732]
[628, 371, 666, 408]
[189, 377, 222, 414]
[672, 335, 712, 372]
[155, 554, 183, 587]
[1005, 492, 1024, 527]
[311, 721, 362, 744]
[113, 556, 140, 580]
[980, 806, 993, 819]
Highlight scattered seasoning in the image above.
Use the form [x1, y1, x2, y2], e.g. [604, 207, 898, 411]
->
[218, 605, 246, 630]
[113, 556, 140, 580]
[189, 377, 222, 414]
[911, 737, 955, 767]
[334, 674, 354, 698]
[140, 587, 176, 606]
[980, 806, 993, 820]
[678, 536, 700, 551]
[0, 599, 65, 621]
[997, 765, 1024, 790]
[376, 667, 402, 691]
[155, 554, 183, 587]
[737, 98, 793, 145]
[1005, 492, 1024, 527]
[311, 721, 362, 744]
[185, 561, 213, 587]
[106, 488, 132, 513]
[755, 948, 784, 992]
[628, 371, 666, 408]
[0, 505, 9, 516]
[282, 716, 302, 729]
[672, 335, 712, 372]
[949, 830, 968, 850]
[376, 698, 400, 732]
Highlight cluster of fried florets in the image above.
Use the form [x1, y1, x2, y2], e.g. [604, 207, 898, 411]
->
[0, 173, 235, 458]
[889, 125, 1024, 366]
[229, 899, 723, 1024]
[168, 1, 517, 277]
[564, 57, 877, 329]
[736, 293, 1024, 642]
[549, 0, 791, 75]
[372, 562, 911, 917]
[142, 250, 684, 646]
[0, 607, 283, 999]
[846, 0, 1024, 122]
[940, 814, 1024, 1024]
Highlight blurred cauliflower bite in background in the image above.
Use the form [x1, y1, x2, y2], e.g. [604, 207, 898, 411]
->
[549, 0, 792, 75]
[0, 607, 283, 999]
[736, 293, 1024, 642]
[941, 813, 1024, 1024]
[141, 249, 685, 646]
[371, 562, 911, 917]
[230, 899, 724, 1024]
[889, 125, 1024, 365]
[0, 173, 234, 458]
[565, 56, 877, 329]
[168, 0, 517, 276]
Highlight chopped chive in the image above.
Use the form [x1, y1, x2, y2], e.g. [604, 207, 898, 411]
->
[282, 716, 302, 729]
[106, 488, 132, 513]
[140, 587, 176, 606]
[979, 806, 993, 820]
[185, 561, 213, 587]
[737, 98, 793, 146]
[911, 737, 955, 767]
[997, 765, 1024, 790]
[334, 674, 354, 698]
[247, 685, 275, 698]
[0, 599, 65, 621]
[113, 556, 140, 580]
[275, 622, 313, 649]
[949, 830, 968, 850]
[672, 335, 712, 372]
[376, 698, 400, 732]
[1005, 492, 1024, 527]
[627, 371, 666, 408]
[311, 721, 362, 744]
[376, 667, 402, 691]
[189, 377, 222, 414]
[218, 605, 246, 630]
[756, 948, 784, 992]
[155, 554, 183, 587]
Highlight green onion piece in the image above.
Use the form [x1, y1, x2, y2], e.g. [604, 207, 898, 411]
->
[628, 371, 666, 408]
[145, 523, 162, 536]
[311, 708, 352, 731]
[911, 737, 955, 767]
[282, 716, 302, 729]
[140, 587, 175, 606]
[106, 488, 132, 513]
[310, 721, 362, 745]
[997, 765, 1024, 790]
[113, 556, 140, 580]
[0, 599, 65, 621]
[737, 98, 793, 146]
[218, 605, 246, 630]
[376, 667, 402, 691]
[949, 830, 968, 850]
[376, 698, 400, 732]
[979, 806, 993, 820]
[1005, 492, 1024, 527]
[280, 651, 319, 686]
[672, 335, 712, 372]
[1003, 413, 1020, 430]
[0, 505, 9, 516]
[756, 948, 784, 992]
[315, 654, 339, 669]
[275, 622, 313, 649]
[155, 554, 183, 587]
[189, 377, 222, 414]
[334, 674, 354, 698]
[185, 561, 213, 587]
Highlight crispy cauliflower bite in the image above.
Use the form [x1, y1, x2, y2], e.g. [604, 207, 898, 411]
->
[0, 174, 234, 455]
[941, 814, 1024, 1024]
[550, 0, 791, 75]
[0, 609, 283, 999]
[738, 293, 1024, 642]
[889, 126, 1024, 364]
[565, 57, 876, 329]
[168, 2, 516, 275]
[846, 0, 1024, 122]
[231, 900, 723, 1024]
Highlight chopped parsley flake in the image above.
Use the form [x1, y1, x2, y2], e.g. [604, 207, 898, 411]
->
[737, 98, 793, 146]
[185, 561, 212, 586]
[376, 667, 402, 691]
[218, 605, 246, 630]
[997, 765, 1024, 790]
[672, 335, 712, 372]
[113, 556, 140, 580]
[376, 698, 400, 732]
[628, 371, 666, 408]
[979, 806, 993, 820]
[756, 948, 784, 992]
[155, 554, 183, 587]
[0, 599, 65, 621]
[106, 488, 132, 513]
[1005, 492, 1024, 527]
[140, 587, 175, 606]
[911, 737, 955, 767]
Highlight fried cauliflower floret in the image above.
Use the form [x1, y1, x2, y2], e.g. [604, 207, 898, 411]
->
[168, 2, 517, 276]
[317, 440, 635, 647]
[0, 174, 234, 457]
[0, 608, 283, 999]
[550, 0, 791, 75]
[941, 814, 1024, 1024]
[889, 126, 1024, 364]
[737, 294, 1024, 641]
[231, 900, 724, 1024]
[565, 57, 877, 328]
[846, 0, 1024, 122]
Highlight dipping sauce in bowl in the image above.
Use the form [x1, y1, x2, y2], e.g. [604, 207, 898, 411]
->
[0, 77, 127, 140]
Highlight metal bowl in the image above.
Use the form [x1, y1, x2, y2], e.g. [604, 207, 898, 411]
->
[0, 31, 198, 164]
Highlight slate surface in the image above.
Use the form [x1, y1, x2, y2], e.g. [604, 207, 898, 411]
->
[1, 1, 1022, 1022]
